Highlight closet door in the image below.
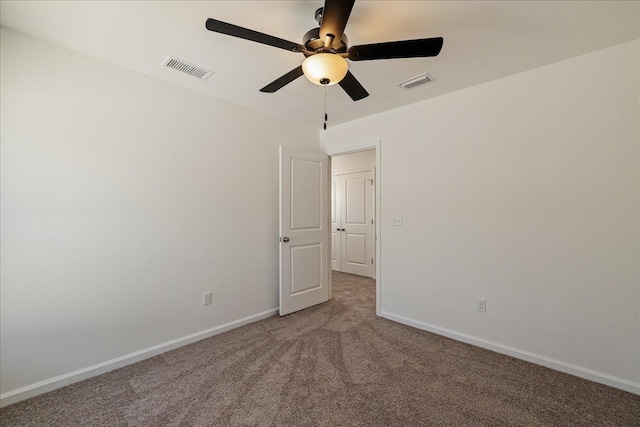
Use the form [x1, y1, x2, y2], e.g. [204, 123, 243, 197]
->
[341, 171, 374, 278]
[331, 175, 342, 272]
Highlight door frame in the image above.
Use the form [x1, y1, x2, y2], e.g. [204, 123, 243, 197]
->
[325, 140, 382, 316]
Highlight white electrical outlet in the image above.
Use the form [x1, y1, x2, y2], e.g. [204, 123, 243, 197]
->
[477, 299, 486, 313]
[203, 292, 212, 306]
[392, 216, 403, 226]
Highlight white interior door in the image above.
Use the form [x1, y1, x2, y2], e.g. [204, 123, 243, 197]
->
[331, 175, 342, 272]
[341, 171, 375, 278]
[279, 146, 330, 316]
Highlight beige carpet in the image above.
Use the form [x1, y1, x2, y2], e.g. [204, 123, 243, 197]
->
[1, 272, 639, 426]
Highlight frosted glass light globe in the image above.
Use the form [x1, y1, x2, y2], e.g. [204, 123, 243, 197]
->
[302, 53, 349, 86]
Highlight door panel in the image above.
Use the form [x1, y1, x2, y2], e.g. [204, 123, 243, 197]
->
[341, 171, 375, 277]
[331, 175, 342, 271]
[331, 231, 339, 269]
[345, 233, 367, 265]
[331, 179, 337, 224]
[280, 147, 330, 316]
[290, 158, 322, 230]
[345, 178, 367, 224]
[290, 244, 322, 294]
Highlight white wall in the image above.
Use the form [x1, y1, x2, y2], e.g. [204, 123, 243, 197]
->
[321, 40, 640, 392]
[0, 28, 318, 399]
[331, 150, 375, 174]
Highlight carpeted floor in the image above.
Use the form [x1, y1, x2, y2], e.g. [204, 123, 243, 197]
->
[1, 272, 639, 426]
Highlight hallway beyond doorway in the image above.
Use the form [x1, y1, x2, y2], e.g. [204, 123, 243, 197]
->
[331, 150, 376, 279]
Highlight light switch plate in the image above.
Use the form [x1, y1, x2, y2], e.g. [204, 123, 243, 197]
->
[392, 216, 403, 226]
[203, 292, 212, 306]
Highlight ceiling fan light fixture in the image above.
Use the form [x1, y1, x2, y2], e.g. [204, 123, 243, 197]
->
[302, 53, 348, 86]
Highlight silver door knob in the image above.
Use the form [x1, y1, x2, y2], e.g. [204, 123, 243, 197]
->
[282, 237, 290, 242]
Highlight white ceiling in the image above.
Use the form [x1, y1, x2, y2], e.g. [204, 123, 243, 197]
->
[1, 1, 638, 127]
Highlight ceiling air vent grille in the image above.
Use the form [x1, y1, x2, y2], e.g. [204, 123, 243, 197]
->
[397, 72, 435, 90]
[163, 56, 214, 80]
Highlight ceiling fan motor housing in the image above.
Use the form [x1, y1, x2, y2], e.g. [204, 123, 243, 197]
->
[314, 7, 324, 25]
[303, 28, 349, 53]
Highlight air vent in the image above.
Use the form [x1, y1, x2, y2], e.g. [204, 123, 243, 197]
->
[162, 56, 214, 80]
[397, 72, 435, 90]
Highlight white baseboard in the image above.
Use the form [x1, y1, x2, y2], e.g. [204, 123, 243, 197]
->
[0, 308, 278, 408]
[379, 310, 640, 396]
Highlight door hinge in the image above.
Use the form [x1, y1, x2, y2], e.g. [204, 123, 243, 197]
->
[371, 258, 374, 264]
[370, 179, 373, 185]
[371, 219, 373, 224]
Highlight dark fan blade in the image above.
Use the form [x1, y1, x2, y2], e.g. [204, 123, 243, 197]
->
[339, 71, 369, 101]
[348, 37, 444, 61]
[205, 18, 304, 53]
[319, 0, 355, 48]
[260, 66, 304, 93]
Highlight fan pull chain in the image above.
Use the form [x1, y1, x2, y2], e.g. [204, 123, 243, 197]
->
[323, 87, 328, 130]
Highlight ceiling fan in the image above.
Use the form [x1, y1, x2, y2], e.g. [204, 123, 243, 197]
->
[205, 0, 443, 101]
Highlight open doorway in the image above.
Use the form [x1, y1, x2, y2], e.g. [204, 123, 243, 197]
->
[329, 146, 380, 315]
[331, 150, 376, 278]
[278, 143, 380, 317]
